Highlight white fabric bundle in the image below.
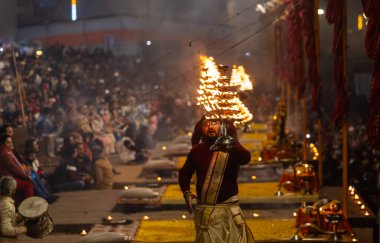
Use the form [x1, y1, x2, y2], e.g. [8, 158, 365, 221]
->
[142, 159, 175, 170]
[120, 187, 159, 199]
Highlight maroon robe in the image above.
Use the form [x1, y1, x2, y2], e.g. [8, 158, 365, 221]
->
[179, 141, 251, 203]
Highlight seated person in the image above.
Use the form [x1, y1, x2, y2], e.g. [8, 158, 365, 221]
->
[23, 151, 59, 204]
[52, 145, 87, 192]
[72, 132, 92, 161]
[23, 137, 50, 185]
[116, 137, 136, 164]
[74, 142, 94, 188]
[0, 176, 27, 237]
[0, 135, 34, 205]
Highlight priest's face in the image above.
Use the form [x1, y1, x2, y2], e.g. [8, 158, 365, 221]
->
[202, 120, 220, 138]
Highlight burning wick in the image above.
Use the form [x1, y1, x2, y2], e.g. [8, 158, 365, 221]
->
[107, 216, 112, 221]
[80, 229, 87, 236]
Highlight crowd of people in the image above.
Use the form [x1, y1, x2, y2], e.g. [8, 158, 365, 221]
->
[0, 43, 203, 206]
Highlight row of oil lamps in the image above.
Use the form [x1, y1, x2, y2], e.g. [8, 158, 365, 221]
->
[348, 185, 371, 216]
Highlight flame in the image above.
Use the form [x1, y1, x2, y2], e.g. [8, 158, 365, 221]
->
[197, 55, 220, 115]
[230, 65, 253, 91]
[197, 55, 253, 123]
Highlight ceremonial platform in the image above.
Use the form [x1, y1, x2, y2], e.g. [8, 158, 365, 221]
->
[114, 182, 318, 215]
[13, 187, 373, 243]
[11, 176, 375, 243]
[11, 128, 377, 243]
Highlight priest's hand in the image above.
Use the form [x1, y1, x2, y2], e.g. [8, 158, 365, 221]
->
[184, 191, 198, 214]
[220, 144, 237, 153]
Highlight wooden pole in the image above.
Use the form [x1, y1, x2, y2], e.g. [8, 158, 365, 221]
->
[274, 24, 280, 93]
[301, 29, 307, 163]
[302, 96, 307, 162]
[314, 0, 324, 186]
[276, 24, 286, 101]
[11, 47, 27, 127]
[287, 82, 291, 124]
[342, 0, 348, 218]
[317, 119, 323, 185]
[294, 88, 299, 141]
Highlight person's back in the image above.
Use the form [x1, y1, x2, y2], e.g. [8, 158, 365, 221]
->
[94, 157, 113, 189]
[92, 146, 113, 190]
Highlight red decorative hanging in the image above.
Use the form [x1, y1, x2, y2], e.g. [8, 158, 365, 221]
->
[326, 0, 349, 128]
[362, 0, 380, 149]
[285, 1, 304, 96]
[300, 0, 321, 112]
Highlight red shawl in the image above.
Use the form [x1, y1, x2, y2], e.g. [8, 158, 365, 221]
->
[326, 0, 349, 128]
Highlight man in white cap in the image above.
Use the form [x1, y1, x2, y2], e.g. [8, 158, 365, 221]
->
[0, 176, 27, 237]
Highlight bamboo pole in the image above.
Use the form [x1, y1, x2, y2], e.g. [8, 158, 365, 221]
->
[314, 0, 323, 186]
[11, 47, 27, 127]
[342, 0, 348, 218]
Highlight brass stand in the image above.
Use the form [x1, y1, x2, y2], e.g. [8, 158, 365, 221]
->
[210, 120, 237, 151]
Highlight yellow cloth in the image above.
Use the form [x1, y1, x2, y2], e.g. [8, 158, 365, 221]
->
[194, 196, 255, 243]
[94, 158, 113, 189]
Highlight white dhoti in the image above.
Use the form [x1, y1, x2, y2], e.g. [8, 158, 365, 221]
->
[194, 196, 255, 243]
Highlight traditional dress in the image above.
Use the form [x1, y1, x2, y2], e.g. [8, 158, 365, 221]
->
[0, 196, 27, 237]
[0, 147, 34, 204]
[179, 140, 255, 243]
